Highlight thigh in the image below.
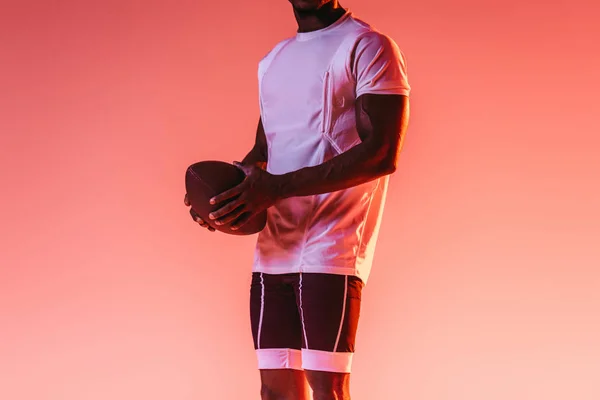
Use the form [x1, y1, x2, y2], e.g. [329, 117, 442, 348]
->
[250, 273, 304, 369]
[295, 273, 364, 373]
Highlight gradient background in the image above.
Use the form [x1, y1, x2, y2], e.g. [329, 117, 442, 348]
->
[1, 1, 599, 399]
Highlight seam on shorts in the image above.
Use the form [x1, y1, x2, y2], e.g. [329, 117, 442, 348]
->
[298, 273, 309, 349]
[257, 273, 265, 349]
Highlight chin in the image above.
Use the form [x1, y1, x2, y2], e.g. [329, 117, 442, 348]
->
[290, 0, 329, 11]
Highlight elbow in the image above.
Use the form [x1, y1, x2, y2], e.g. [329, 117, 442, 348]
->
[384, 161, 397, 175]
[378, 158, 397, 175]
[361, 135, 401, 177]
[368, 153, 397, 177]
[370, 143, 399, 176]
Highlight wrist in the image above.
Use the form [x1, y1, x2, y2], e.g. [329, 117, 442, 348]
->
[273, 172, 293, 200]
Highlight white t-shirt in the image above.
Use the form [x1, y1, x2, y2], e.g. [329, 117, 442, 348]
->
[252, 11, 411, 284]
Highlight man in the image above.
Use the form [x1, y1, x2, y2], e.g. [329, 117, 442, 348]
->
[184, 1, 410, 399]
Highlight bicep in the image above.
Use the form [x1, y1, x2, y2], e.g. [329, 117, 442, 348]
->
[352, 31, 411, 144]
[355, 93, 409, 145]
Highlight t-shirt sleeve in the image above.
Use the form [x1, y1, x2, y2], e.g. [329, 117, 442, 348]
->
[353, 32, 411, 98]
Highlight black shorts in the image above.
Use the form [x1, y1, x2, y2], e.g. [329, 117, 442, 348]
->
[250, 272, 364, 373]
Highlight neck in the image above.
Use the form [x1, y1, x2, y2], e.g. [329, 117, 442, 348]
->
[293, 2, 346, 33]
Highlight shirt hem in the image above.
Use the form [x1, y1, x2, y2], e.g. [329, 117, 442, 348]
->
[253, 265, 359, 277]
[356, 88, 411, 97]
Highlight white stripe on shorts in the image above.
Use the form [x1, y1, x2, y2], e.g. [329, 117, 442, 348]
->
[298, 273, 309, 349]
[257, 272, 265, 349]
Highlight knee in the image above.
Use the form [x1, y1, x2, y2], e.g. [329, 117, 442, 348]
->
[260, 383, 293, 400]
[306, 371, 350, 400]
[260, 369, 308, 400]
[311, 379, 348, 400]
[260, 383, 280, 400]
[312, 388, 348, 400]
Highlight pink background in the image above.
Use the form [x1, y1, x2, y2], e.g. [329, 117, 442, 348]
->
[1, 1, 599, 399]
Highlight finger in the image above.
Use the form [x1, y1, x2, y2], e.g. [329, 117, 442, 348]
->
[190, 208, 205, 224]
[184, 193, 190, 206]
[209, 181, 245, 205]
[210, 198, 243, 221]
[196, 217, 209, 226]
[198, 219, 209, 227]
[197, 218, 215, 231]
[215, 204, 246, 226]
[209, 201, 238, 221]
[230, 212, 252, 231]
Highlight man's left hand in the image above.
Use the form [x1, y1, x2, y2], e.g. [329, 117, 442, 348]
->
[208, 162, 281, 230]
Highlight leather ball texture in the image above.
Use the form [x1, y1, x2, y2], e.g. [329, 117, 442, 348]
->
[185, 160, 267, 235]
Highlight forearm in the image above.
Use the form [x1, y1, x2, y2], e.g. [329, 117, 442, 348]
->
[275, 140, 396, 199]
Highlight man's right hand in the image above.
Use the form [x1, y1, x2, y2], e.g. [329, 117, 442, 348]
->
[184, 193, 216, 232]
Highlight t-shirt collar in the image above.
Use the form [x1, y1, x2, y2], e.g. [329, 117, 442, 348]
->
[295, 10, 352, 42]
